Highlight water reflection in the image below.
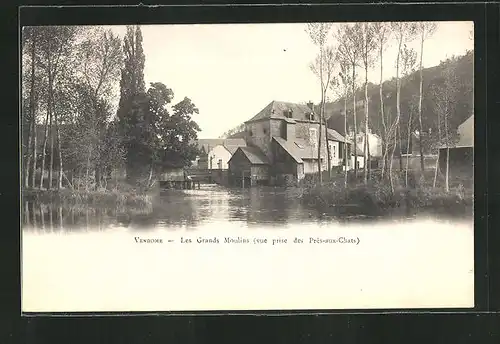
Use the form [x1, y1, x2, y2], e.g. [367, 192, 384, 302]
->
[21, 185, 472, 232]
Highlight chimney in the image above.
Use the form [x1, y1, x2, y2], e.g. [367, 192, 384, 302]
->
[307, 101, 314, 110]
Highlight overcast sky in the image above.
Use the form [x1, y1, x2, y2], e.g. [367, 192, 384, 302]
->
[109, 22, 473, 138]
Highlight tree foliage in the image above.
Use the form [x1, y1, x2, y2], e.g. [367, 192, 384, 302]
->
[158, 96, 201, 169]
[21, 25, 203, 191]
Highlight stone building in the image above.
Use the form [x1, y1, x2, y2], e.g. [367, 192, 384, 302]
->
[228, 100, 355, 186]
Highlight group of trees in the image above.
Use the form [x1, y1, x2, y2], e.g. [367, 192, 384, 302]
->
[22, 25, 201, 192]
[306, 21, 473, 192]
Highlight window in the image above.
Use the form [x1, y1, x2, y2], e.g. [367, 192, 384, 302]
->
[284, 109, 293, 118]
[307, 112, 315, 121]
[332, 145, 336, 158]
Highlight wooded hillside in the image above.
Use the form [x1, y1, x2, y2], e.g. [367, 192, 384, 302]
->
[327, 50, 473, 144]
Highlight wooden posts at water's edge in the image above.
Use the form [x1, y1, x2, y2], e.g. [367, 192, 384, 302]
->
[159, 179, 200, 191]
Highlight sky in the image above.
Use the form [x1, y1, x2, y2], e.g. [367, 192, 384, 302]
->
[109, 21, 473, 138]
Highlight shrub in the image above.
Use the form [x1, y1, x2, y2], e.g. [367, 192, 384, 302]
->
[299, 170, 473, 217]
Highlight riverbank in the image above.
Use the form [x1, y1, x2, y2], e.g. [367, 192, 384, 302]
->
[300, 171, 473, 217]
[22, 188, 153, 208]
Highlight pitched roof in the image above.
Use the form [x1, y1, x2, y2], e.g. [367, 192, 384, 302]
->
[327, 128, 350, 143]
[246, 100, 316, 123]
[196, 138, 246, 154]
[273, 137, 321, 161]
[351, 146, 364, 156]
[223, 138, 246, 154]
[273, 137, 304, 163]
[237, 146, 270, 165]
[197, 139, 225, 153]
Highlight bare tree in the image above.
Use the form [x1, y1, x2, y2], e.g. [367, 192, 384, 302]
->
[73, 27, 123, 190]
[337, 59, 353, 187]
[36, 26, 80, 190]
[22, 28, 38, 189]
[416, 22, 438, 175]
[372, 22, 392, 179]
[306, 23, 333, 184]
[432, 94, 443, 188]
[310, 45, 338, 180]
[359, 23, 377, 184]
[337, 23, 362, 181]
[399, 45, 418, 186]
[431, 62, 460, 192]
[389, 22, 418, 190]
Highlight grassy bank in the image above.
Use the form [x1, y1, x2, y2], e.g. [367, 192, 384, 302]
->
[22, 188, 153, 208]
[300, 170, 473, 217]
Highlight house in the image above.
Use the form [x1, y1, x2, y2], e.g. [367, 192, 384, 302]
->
[193, 139, 224, 168]
[325, 109, 378, 171]
[438, 114, 473, 179]
[350, 145, 366, 170]
[395, 130, 439, 171]
[227, 100, 356, 186]
[194, 138, 246, 170]
[348, 129, 383, 169]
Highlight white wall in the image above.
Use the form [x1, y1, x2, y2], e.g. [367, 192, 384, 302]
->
[328, 141, 341, 167]
[457, 115, 474, 147]
[348, 155, 364, 170]
[353, 132, 383, 158]
[207, 145, 232, 170]
[303, 160, 319, 174]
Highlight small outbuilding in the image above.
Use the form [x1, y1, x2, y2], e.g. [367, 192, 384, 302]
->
[228, 146, 270, 187]
[438, 114, 474, 183]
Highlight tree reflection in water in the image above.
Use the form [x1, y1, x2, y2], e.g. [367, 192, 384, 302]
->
[21, 186, 320, 232]
[21, 184, 466, 232]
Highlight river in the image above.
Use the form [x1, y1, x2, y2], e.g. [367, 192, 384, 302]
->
[21, 184, 472, 231]
[21, 185, 474, 312]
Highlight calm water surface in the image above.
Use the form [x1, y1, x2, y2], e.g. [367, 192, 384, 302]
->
[22, 184, 472, 232]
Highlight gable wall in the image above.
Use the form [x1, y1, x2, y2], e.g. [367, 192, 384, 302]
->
[207, 145, 232, 170]
[244, 121, 271, 159]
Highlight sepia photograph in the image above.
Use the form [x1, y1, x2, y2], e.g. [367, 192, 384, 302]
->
[21, 21, 474, 313]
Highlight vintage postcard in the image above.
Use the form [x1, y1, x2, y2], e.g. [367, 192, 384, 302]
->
[20, 21, 474, 313]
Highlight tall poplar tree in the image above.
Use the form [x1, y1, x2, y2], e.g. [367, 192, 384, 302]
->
[116, 25, 147, 184]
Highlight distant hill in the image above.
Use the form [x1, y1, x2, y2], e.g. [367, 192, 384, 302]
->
[217, 51, 473, 145]
[326, 50, 473, 141]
